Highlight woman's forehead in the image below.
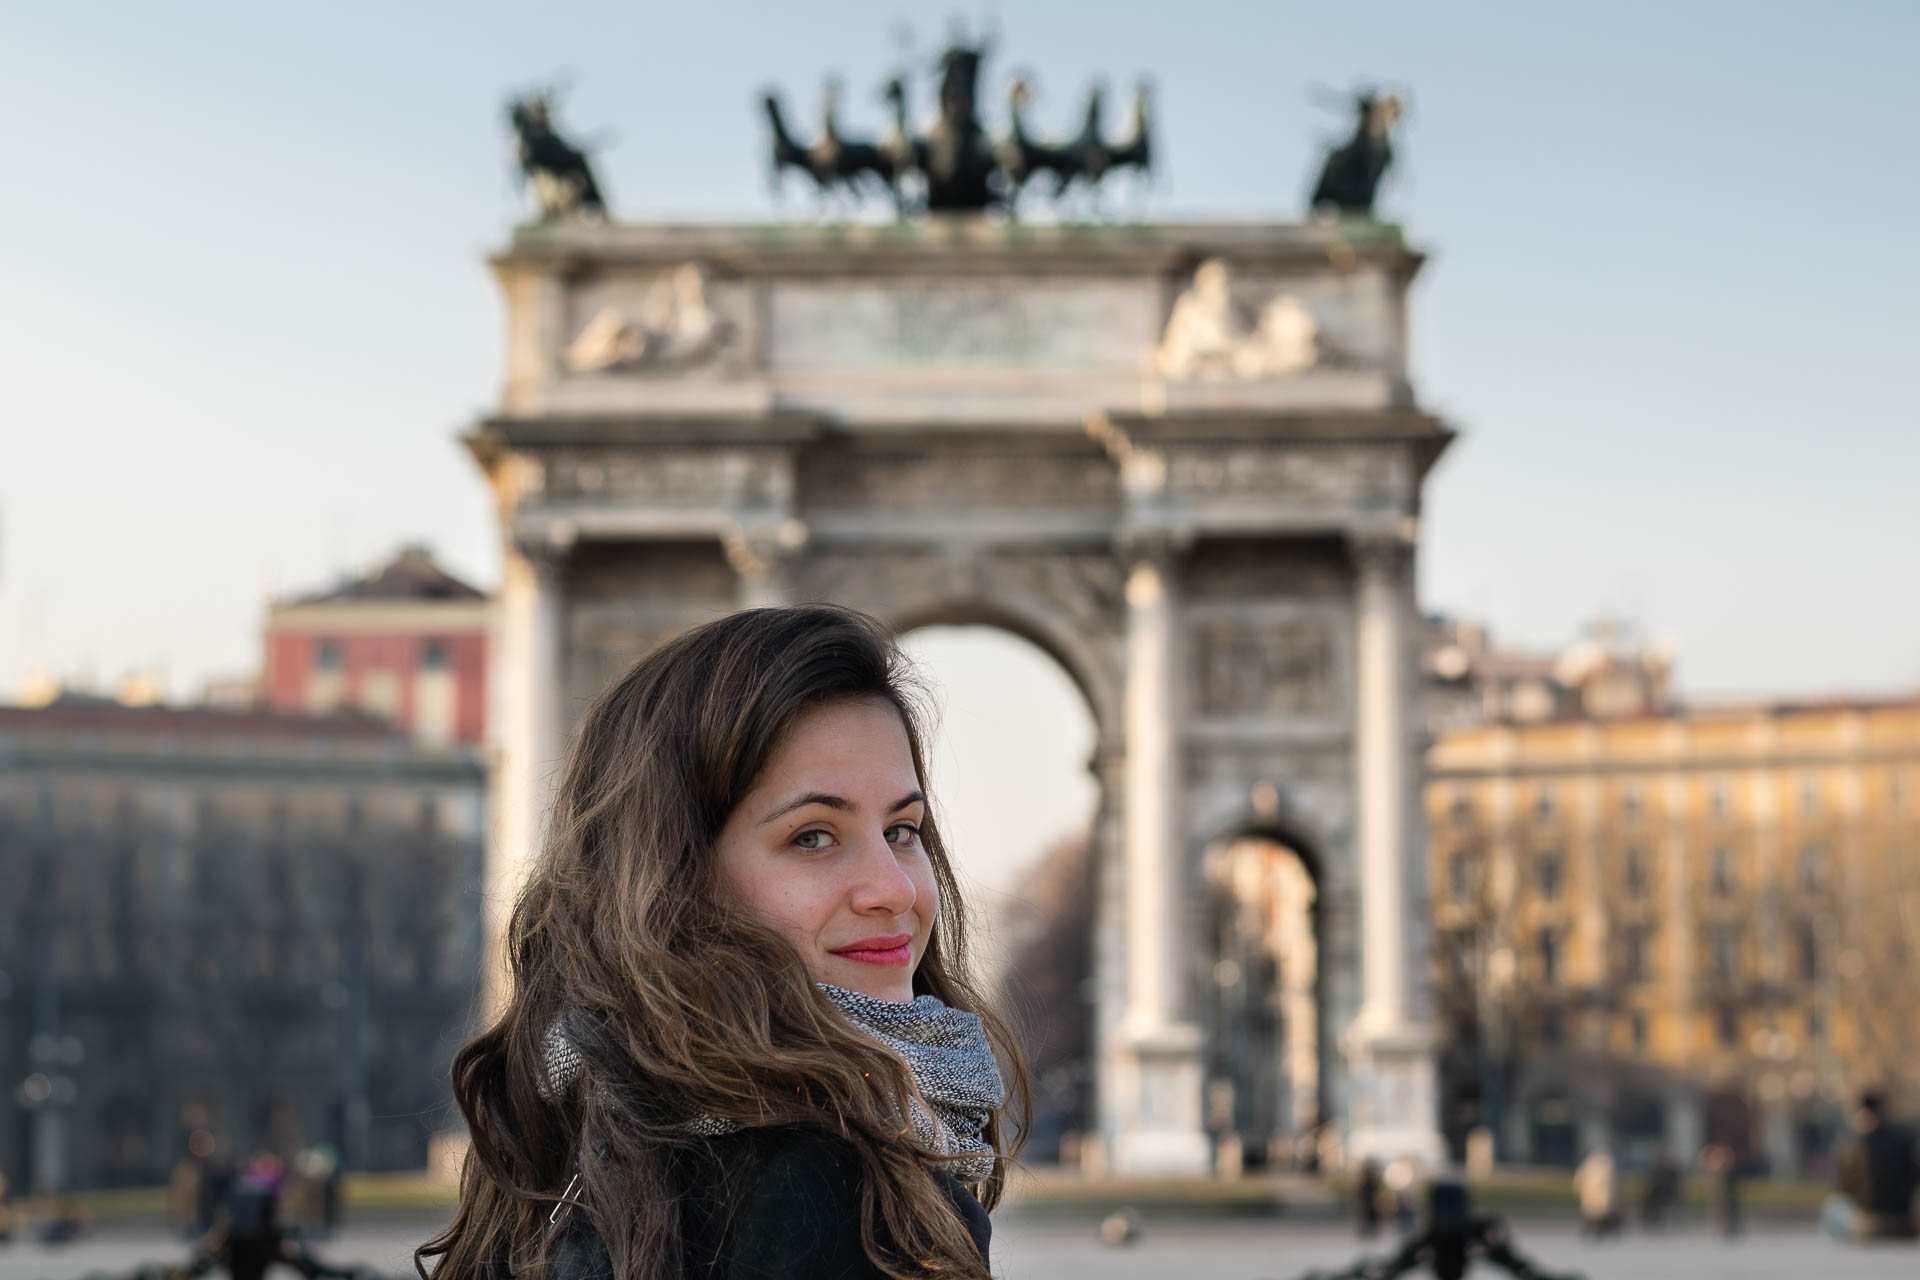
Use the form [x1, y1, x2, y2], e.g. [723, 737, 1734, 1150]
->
[757, 700, 919, 792]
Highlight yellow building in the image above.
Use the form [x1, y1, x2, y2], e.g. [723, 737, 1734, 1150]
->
[1425, 696, 1920, 1175]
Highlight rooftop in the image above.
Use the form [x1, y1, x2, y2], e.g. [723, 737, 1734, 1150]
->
[287, 545, 484, 606]
[0, 694, 395, 739]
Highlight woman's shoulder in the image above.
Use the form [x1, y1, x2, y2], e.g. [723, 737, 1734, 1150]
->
[548, 1127, 988, 1280]
[694, 1127, 988, 1278]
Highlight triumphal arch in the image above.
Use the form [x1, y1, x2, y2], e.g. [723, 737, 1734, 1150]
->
[470, 217, 1453, 1170]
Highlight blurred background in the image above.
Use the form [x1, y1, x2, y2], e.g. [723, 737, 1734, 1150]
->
[1, 0, 1916, 1267]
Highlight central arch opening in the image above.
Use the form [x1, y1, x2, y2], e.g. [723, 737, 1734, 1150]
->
[899, 623, 1101, 1163]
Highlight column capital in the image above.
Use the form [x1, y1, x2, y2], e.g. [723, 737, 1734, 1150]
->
[1116, 522, 1196, 571]
[1348, 523, 1418, 578]
[721, 518, 810, 583]
[510, 518, 577, 570]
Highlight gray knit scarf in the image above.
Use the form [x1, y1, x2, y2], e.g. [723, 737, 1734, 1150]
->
[541, 983, 1004, 1180]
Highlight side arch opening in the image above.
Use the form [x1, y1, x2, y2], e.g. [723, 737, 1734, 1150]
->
[1200, 829, 1329, 1172]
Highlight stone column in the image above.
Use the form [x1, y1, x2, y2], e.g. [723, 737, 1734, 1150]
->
[1354, 534, 1415, 1034]
[1344, 532, 1443, 1164]
[1113, 543, 1209, 1173]
[486, 530, 569, 1013]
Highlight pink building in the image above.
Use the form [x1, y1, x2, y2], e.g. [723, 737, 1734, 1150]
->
[263, 546, 488, 747]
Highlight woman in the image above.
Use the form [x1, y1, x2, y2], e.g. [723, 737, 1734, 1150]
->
[419, 606, 1027, 1280]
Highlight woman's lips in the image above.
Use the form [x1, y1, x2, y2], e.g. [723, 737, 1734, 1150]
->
[831, 933, 913, 967]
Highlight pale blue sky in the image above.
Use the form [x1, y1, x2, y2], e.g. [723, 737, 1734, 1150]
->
[3, 0, 1916, 719]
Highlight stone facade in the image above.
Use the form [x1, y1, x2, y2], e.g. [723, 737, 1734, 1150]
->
[1428, 696, 1920, 1174]
[470, 220, 1454, 1170]
[0, 701, 485, 1190]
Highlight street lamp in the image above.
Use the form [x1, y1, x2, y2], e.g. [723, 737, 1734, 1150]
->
[16, 1033, 83, 1194]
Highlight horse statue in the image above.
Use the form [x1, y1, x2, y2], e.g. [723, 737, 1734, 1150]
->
[507, 92, 607, 222]
[760, 37, 1152, 216]
[1310, 89, 1403, 217]
[506, 92, 602, 221]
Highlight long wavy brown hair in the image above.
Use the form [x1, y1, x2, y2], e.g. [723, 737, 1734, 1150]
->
[418, 605, 1028, 1280]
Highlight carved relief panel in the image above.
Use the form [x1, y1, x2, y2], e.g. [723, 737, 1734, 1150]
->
[562, 264, 754, 378]
[1191, 617, 1337, 717]
[1154, 260, 1402, 379]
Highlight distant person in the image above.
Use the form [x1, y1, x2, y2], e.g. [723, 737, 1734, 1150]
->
[181, 1158, 360, 1280]
[1640, 1149, 1680, 1228]
[173, 1133, 215, 1239]
[315, 1145, 343, 1236]
[38, 1197, 90, 1244]
[1355, 1157, 1385, 1237]
[1835, 1092, 1920, 1240]
[1384, 1156, 1420, 1233]
[1574, 1147, 1623, 1237]
[1703, 1143, 1743, 1238]
[198, 1137, 236, 1238]
[414, 608, 1027, 1280]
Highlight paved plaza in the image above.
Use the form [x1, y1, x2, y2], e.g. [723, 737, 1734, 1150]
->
[2, 1218, 1916, 1280]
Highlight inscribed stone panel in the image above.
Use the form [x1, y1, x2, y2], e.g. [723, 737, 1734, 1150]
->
[768, 279, 1158, 371]
[1165, 445, 1402, 508]
[544, 448, 790, 508]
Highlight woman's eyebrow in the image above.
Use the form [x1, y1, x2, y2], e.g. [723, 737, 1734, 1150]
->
[759, 791, 851, 825]
[758, 789, 926, 826]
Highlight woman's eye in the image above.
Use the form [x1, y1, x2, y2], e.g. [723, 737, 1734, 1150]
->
[792, 829, 834, 851]
[885, 823, 921, 846]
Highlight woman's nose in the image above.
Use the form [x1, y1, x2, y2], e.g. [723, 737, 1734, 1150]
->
[848, 833, 917, 916]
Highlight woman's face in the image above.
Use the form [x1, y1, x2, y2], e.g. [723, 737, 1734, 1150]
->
[714, 697, 937, 1003]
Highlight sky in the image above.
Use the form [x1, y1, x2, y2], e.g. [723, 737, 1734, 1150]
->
[2, 2, 1917, 885]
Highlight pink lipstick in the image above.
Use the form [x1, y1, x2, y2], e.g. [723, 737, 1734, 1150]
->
[830, 932, 913, 966]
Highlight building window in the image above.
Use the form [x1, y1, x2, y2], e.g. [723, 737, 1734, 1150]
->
[420, 638, 451, 671]
[1539, 930, 1560, 985]
[1800, 774, 1820, 815]
[1447, 930, 1476, 986]
[1625, 845, 1649, 899]
[1711, 928, 1739, 983]
[1808, 1007, 1826, 1044]
[1536, 852, 1564, 902]
[1797, 843, 1824, 891]
[315, 638, 344, 670]
[1716, 1005, 1740, 1047]
[1622, 784, 1643, 820]
[1534, 787, 1556, 822]
[1630, 1012, 1648, 1052]
[1710, 777, 1733, 819]
[1623, 928, 1650, 983]
[1710, 845, 1734, 897]
[1796, 921, 1820, 982]
[1448, 851, 1473, 902]
[1450, 790, 1475, 825]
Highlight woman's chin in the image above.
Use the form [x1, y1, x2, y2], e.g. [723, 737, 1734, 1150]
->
[824, 961, 914, 1003]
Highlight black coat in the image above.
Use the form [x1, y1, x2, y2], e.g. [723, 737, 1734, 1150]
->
[546, 1127, 990, 1280]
